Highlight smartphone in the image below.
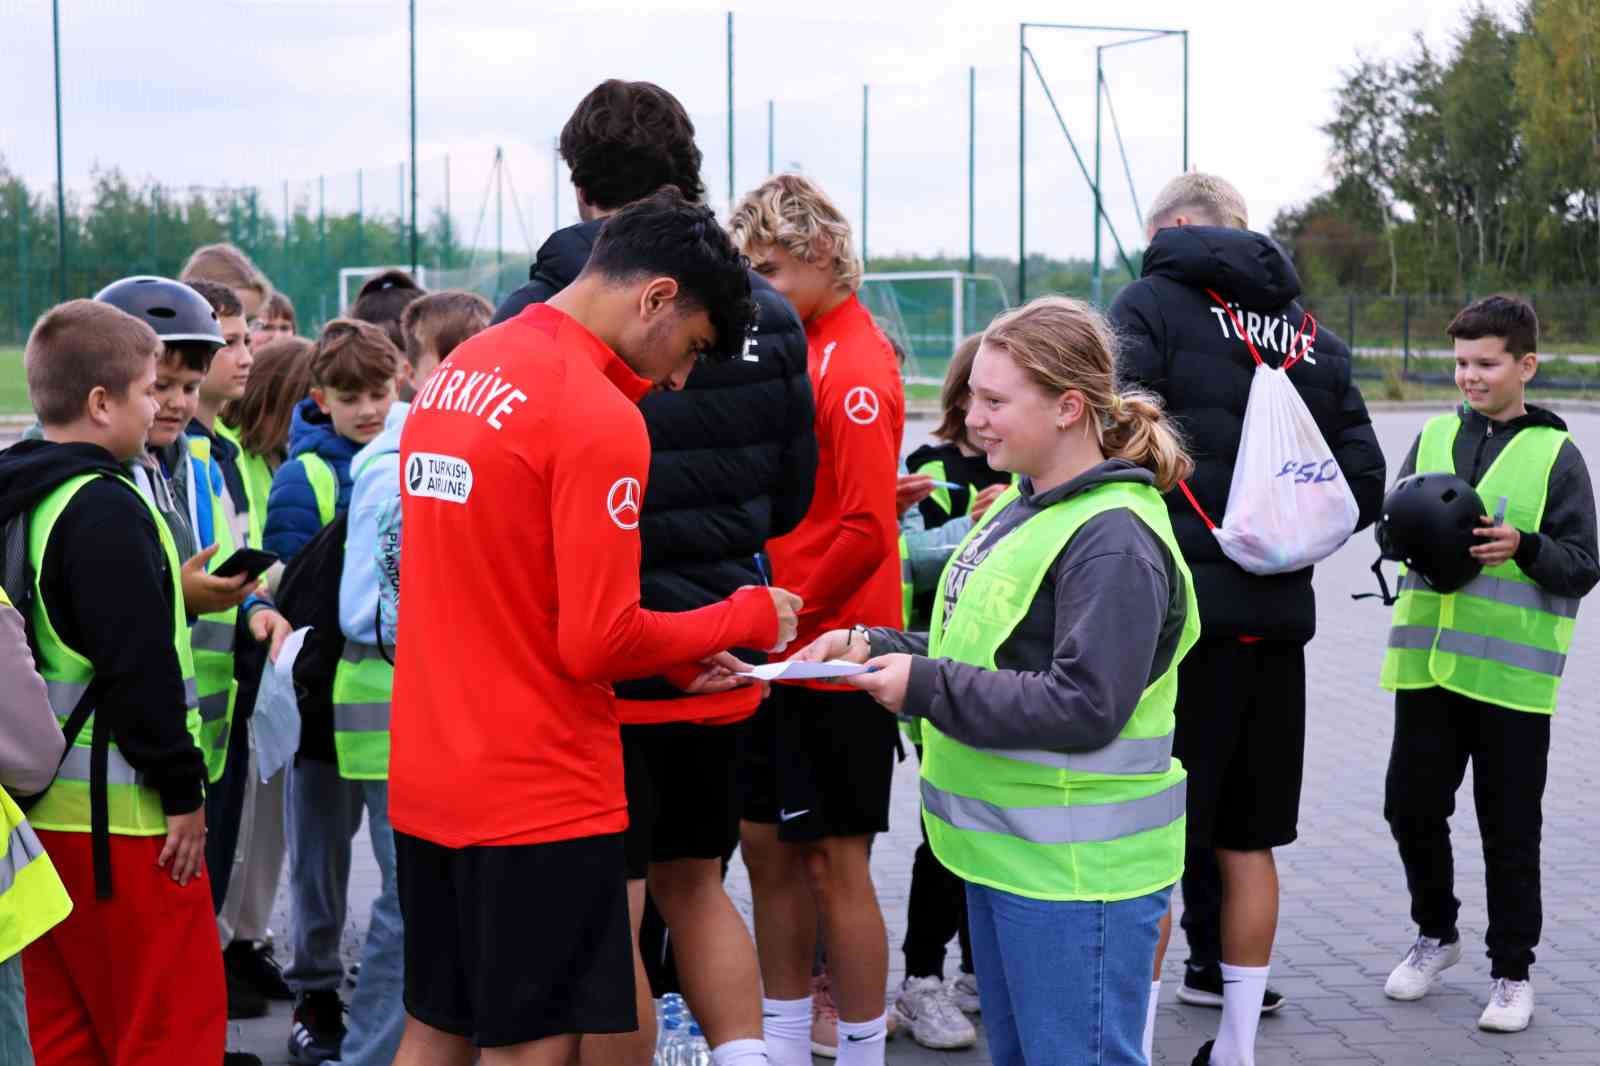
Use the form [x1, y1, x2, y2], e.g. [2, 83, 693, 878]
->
[212, 547, 279, 582]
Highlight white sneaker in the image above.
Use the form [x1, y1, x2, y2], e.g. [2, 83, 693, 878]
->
[1384, 935, 1463, 1000]
[1478, 978, 1534, 1032]
[892, 976, 977, 1050]
[946, 971, 981, 1014]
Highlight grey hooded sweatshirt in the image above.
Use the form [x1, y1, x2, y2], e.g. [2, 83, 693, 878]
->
[870, 460, 1192, 754]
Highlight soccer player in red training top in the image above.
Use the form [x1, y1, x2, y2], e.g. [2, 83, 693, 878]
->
[388, 189, 802, 1066]
[729, 174, 906, 1066]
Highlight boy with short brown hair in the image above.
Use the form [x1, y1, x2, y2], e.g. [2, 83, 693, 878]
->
[0, 300, 224, 1064]
[1381, 294, 1598, 1033]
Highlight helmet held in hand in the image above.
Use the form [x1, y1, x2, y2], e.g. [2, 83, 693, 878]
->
[1375, 472, 1487, 594]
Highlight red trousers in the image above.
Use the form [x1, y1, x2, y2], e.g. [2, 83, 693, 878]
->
[22, 831, 225, 1066]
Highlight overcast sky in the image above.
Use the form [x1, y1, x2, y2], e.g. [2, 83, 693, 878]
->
[2, 0, 1519, 276]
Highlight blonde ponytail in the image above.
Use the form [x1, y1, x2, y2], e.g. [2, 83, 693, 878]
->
[983, 296, 1193, 491]
[1101, 388, 1192, 492]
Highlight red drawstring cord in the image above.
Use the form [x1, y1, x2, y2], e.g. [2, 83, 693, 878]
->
[1176, 291, 1320, 529]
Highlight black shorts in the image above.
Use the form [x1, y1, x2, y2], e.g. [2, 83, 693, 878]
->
[395, 830, 635, 1046]
[622, 720, 742, 880]
[1172, 637, 1306, 852]
[738, 685, 899, 843]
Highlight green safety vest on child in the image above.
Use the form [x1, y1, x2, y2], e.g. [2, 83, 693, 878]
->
[26, 474, 201, 836]
[1381, 413, 1578, 714]
[920, 481, 1199, 902]
[215, 421, 272, 550]
[187, 434, 240, 782]
[308, 452, 392, 782]
[0, 587, 73, 963]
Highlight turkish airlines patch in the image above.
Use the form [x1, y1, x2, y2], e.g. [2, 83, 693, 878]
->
[405, 452, 474, 504]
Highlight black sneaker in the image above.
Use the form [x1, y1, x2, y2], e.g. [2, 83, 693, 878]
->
[287, 990, 346, 1064]
[1176, 962, 1285, 1013]
[225, 940, 294, 1001]
[1191, 1039, 1214, 1065]
[226, 963, 267, 1020]
[224, 1054, 263, 1066]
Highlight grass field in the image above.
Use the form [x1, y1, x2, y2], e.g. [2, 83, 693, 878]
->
[0, 347, 26, 415]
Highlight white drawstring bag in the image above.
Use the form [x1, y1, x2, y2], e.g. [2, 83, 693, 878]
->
[1178, 291, 1359, 575]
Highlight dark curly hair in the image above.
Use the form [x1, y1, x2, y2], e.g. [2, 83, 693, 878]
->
[585, 188, 754, 362]
[560, 80, 706, 211]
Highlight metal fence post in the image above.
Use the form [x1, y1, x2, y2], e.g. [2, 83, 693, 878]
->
[1402, 292, 1411, 378]
[1347, 293, 1356, 350]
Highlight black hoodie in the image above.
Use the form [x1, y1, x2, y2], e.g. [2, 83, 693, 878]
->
[494, 219, 819, 708]
[1394, 404, 1598, 599]
[0, 439, 207, 815]
[1110, 226, 1388, 641]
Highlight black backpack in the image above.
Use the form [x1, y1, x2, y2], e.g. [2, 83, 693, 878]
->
[273, 511, 349, 761]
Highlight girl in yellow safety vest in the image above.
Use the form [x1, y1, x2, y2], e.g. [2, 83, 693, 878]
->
[795, 296, 1200, 1066]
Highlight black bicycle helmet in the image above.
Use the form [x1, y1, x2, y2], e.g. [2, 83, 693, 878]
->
[94, 276, 224, 348]
[1374, 472, 1487, 596]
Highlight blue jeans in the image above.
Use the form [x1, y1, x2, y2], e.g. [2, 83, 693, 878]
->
[0, 955, 31, 1066]
[285, 760, 405, 1066]
[965, 881, 1171, 1066]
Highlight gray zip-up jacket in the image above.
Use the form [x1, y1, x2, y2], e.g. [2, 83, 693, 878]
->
[870, 460, 1192, 753]
[0, 599, 66, 797]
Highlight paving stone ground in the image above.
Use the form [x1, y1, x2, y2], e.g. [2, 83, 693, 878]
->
[236, 407, 1600, 1065]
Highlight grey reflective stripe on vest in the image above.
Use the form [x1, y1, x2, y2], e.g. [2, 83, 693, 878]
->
[333, 703, 391, 733]
[57, 744, 142, 787]
[1390, 624, 1567, 676]
[190, 618, 235, 653]
[973, 732, 1174, 776]
[1436, 630, 1567, 677]
[198, 689, 231, 723]
[340, 643, 390, 665]
[45, 680, 88, 716]
[0, 819, 47, 896]
[1399, 571, 1580, 618]
[1388, 625, 1438, 652]
[920, 776, 1186, 845]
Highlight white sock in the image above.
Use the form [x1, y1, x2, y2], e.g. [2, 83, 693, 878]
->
[835, 1013, 887, 1066]
[761, 997, 811, 1066]
[711, 1037, 770, 1066]
[1142, 979, 1160, 1064]
[1209, 963, 1269, 1066]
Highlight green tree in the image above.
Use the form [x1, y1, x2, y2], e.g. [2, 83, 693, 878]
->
[1517, 0, 1600, 280]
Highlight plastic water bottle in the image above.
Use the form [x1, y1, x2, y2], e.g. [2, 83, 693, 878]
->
[685, 1023, 711, 1066]
[655, 1012, 684, 1066]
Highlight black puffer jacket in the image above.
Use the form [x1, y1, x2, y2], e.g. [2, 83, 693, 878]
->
[1109, 226, 1387, 642]
[494, 220, 818, 699]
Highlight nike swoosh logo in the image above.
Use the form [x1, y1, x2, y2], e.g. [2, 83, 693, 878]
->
[779, 809, 810, 822]
[845, 1032, 885, 1042]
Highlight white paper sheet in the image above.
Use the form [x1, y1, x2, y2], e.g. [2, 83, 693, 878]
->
[742, 659, 878, 682]
[251, 626, 310, 782]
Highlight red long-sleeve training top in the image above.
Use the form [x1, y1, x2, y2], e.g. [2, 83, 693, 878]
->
[389, 304, 778, 847]
[766, 294, 904, 686]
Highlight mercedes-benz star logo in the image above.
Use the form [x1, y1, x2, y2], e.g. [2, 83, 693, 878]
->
[606, 477, 642, 530]
[407, 455, 424, 492]
[843, 386, 880, 425]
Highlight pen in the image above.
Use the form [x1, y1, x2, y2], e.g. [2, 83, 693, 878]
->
[753, 553, 769, 585]
[927, 479, 962, 490]
[1494, 496, 1508, 527]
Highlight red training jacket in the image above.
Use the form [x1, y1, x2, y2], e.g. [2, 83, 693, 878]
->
[389, 304, 778, 847]
[766, 293, 905, 687]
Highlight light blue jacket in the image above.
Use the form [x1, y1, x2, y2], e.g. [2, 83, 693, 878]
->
[339, 402, 409, 646]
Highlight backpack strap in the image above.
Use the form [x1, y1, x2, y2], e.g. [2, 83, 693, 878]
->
[300, 455, 338, 528]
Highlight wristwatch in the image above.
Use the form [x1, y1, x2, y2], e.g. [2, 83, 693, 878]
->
[850, 624, 873, 659]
